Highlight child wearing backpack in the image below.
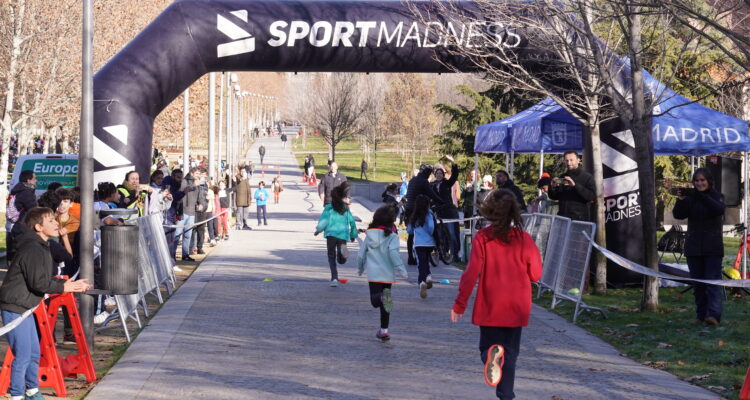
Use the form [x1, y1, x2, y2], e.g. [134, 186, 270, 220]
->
[0, 207, 92, 400]
[314, 182, 358, 287]
[407, 194, 435, 299]
[357, 204, 408, 341]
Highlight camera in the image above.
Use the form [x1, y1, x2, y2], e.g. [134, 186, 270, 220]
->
[669, 187, 695, 197]
[551, 177, 571, 187]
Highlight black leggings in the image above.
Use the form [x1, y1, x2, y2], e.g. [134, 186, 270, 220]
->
[325, 236, 346, 280]
[480, 326, 522, 400]
[368, 282, 392, 329]
[415, 246, 434, 284]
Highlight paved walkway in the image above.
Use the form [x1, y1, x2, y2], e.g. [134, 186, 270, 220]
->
[86, 137, 720, 400]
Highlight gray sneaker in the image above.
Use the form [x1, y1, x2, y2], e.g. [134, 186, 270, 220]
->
[382, 288, 393, 313]
[329, 279, 339, 287]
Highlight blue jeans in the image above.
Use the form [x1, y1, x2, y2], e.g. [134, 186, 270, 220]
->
[175, 214, 195, 258]
[2, 310, 40, 396]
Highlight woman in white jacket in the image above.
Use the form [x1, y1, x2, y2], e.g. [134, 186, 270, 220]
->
[357, 204, 408, 341]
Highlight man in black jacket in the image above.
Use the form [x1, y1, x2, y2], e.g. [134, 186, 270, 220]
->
[7, 170, 38, 264]
[404, 163, 444, 265]
[548, 151, 596, 221]
[0, 207, 91, 400]
[318, 162, 347, 205]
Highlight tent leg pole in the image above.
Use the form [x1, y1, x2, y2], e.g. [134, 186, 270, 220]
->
[744, 151, 748, 279]
[472, 153, 479, 237]
[539, 150, 544, 195]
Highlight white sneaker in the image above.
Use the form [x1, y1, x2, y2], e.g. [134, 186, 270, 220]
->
[329, 279, 339, 287]
[94, 311, 110, 325]
[104, 296, 116, 306]
[173, 265, 183, 272]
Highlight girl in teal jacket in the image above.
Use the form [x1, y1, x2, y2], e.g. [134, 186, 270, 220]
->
[315, 182, 358, 287]
[407, 195, 436, 299]
[357, 204, 408, 341]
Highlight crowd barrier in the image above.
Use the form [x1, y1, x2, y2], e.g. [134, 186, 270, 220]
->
[97, 213, 176, 342]
[522, 213, 605, 322]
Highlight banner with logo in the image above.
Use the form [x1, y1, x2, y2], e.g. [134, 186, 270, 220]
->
[600, 119, 650, 285]
[94, 0, 533, 182]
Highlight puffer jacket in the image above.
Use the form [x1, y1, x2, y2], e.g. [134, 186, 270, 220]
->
[315, 204, 358, 241]
[407, 209, 436, 247]
[0, 231, 65, 314]
[357, 228, 408, 283]
[672, 188, 725, 257]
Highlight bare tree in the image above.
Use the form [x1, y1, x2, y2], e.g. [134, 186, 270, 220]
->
[359, 74, 388, 178]
[381, 73, 440, 170]
[411, 0, 719, 304]
[308, 73, 366, 162]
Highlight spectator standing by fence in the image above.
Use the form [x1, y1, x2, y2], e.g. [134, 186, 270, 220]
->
[672, 168, 726, 326]
[217, 181, 231, 240]
[234, 169, 253, 230]
[548, 151, 595, 221]
[451, 189, 542, 399]
[0, 207, 91, 400]
[431, 157, 461, 260]
[7, 170, 38, 264]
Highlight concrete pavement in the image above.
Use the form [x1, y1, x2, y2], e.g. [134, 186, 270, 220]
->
[86, 136, 720, 400]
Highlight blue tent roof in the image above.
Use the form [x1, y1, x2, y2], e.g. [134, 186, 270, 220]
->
[474, 98, 583, 154]
[476, 74, 750, 156]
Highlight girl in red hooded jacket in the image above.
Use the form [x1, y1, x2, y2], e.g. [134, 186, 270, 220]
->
[451, 189, 542, 400]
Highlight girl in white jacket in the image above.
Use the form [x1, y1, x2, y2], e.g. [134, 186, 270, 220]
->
[357, 204, 408, 341]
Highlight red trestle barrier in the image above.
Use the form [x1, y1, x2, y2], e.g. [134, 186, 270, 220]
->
[0, 292, 95, 397]
[740, 365, 750, 399]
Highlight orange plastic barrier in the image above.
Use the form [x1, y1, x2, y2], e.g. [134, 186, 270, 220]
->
[308, 172, 317, 186]
[0, 292, 95, 397]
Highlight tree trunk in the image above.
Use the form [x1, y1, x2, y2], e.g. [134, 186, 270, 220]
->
[373, 142, 378, 179]
[0, 0, 26, 212]
[627, 5, 660, 311]
[590, 122, 608, 294]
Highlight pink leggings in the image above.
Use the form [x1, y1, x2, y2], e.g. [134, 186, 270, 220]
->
[217, 208, 230, 236]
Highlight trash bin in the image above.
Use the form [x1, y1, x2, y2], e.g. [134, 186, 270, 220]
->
[100, 209, 139, 295]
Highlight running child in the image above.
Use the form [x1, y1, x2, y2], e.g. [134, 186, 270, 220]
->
[0, 207, 92, 400]
[314, 182, 358, 287]
[451, 189, 542, 399]
[407, 194, 435, 299]
[357, 204, 408, 341]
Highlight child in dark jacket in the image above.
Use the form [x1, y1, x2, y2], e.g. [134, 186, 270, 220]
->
[0, 207, 91, 400]
[315, 182, 358, 287]
[451, 190, 542, 399]
[357, 204, 408, 341]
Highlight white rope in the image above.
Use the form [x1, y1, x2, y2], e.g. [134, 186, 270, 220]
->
[161, 209, 230, 228]
[583, 231, 750, 288]
[0, 306, 37, 337]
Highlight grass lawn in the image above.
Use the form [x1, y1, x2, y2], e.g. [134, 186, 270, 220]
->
[534, 287, 749, 399]
[291, 135, 362, 153]
[293, 139, 445, 183]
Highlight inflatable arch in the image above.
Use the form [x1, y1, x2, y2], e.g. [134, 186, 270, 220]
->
[93, 0, 533, 183]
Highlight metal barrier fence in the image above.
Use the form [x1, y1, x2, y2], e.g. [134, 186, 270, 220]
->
[96, 213, 176, 342]
[536, 215, 572, 299]
[550, 220, 605, 322]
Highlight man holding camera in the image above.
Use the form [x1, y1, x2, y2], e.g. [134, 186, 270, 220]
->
[548, 150, 595, 221]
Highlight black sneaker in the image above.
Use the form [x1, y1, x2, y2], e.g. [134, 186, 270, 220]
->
[197, 249, 205, 255]
[182, 255, 195, 261]
[242, 226, 253, 231]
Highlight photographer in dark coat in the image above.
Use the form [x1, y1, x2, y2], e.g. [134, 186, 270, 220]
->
[404, 163, 444, 265]
[672, 167, 725, 326]
[548, 151, 595, 221]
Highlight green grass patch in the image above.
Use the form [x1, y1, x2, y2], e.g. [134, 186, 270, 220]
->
[293, 138, 444, 183]
[291, 135, 362, 152]
[534, 287, 749, 398]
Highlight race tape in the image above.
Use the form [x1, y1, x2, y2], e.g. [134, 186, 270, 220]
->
[0, 306, 38, 337]
[162, 209, 230, 229]
[583, 231, 750, 288]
